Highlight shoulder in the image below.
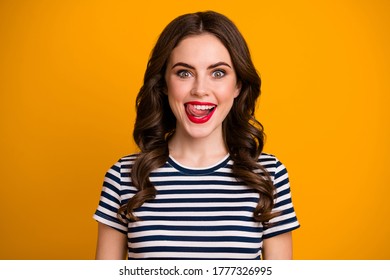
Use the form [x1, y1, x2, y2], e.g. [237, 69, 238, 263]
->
[108, 153, 139, 171]
[258, 153, 289, 181]
[103, 153, 140, 193]
[258, 152, 279, 165]
[258, 152, 285, 169]
[104, 153, 139, 180]
[117, 153, 139, 165]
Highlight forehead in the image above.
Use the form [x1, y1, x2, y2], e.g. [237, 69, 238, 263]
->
[168, 33, 232, 64]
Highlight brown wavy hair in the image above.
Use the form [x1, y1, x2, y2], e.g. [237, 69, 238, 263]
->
[119, 11, 279, 226]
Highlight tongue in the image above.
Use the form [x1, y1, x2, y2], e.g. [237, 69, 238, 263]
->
[186, 104, 210, 118]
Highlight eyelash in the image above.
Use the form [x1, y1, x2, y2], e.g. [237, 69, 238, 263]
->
[176, 70, 192, 78]
[212, 69, 226, 78]
[176, 69, 226, 79]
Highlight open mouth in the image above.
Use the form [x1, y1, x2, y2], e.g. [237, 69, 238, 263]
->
[185, 102, 217, 124]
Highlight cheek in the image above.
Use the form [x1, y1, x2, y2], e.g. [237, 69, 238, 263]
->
[218, 82, 240, 100]
[167, 84, 187, 115]
[167, 81, 190, 101]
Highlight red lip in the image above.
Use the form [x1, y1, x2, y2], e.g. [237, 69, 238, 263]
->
[185, 101, 217, 124]
[185, 101, 216, 106]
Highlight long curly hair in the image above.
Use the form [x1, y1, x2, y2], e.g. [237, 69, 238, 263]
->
[119, 11, 279, 226]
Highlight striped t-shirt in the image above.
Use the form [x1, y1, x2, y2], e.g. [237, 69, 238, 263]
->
[93, 153, 300, 259]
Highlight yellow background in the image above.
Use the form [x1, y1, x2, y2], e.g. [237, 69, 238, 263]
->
[0, 0, 389, 259]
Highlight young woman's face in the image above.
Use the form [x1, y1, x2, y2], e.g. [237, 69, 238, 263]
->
[165, 33, 240, 140]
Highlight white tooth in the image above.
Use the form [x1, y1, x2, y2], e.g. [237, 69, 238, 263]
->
[192, 104, 215, 110]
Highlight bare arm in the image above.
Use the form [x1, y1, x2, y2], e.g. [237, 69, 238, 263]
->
[262, 232, 293, 260]
[95, 222, 127, 260]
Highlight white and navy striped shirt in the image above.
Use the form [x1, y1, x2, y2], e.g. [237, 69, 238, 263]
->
[93, 153, 300, 259]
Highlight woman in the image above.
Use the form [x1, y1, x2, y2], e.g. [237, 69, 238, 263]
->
[94, 11, 299, 260]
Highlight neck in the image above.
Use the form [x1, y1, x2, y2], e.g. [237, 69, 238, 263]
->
[168, 130, 228, 168]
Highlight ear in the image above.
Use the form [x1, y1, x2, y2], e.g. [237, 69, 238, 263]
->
[234, 81, 241, 98]
[161, 80, 168, 95]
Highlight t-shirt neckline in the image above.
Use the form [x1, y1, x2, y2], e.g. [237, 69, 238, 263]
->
[167, 154, 231, 175]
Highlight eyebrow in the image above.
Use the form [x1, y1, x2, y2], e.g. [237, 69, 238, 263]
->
[171, 61, 232, 70]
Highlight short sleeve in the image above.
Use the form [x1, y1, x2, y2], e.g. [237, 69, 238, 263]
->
[93, 160, 128, 234]
[263, 157, 300, 239]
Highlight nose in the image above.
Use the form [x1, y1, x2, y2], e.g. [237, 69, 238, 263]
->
[190, 75, 209, 97]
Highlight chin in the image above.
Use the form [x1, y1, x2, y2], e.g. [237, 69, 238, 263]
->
[182, 123, 221, 139]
